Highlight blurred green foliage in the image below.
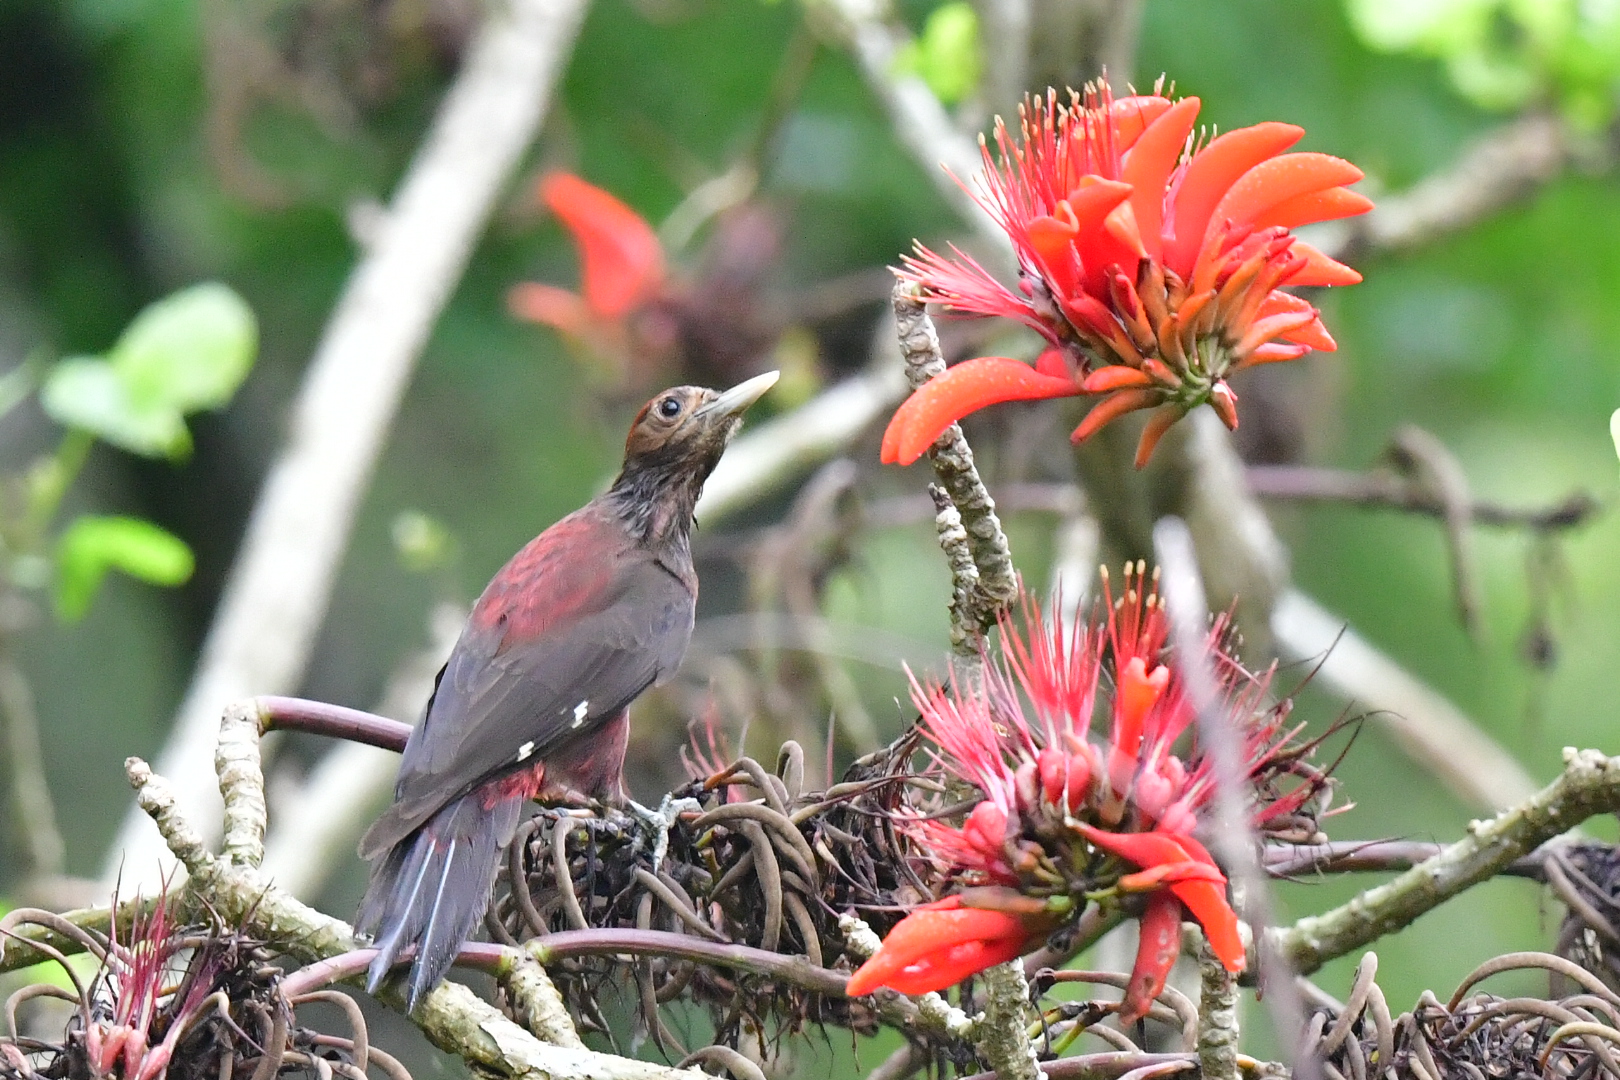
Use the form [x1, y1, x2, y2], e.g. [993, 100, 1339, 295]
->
[41, 283, 257, 460]
[1346, 0, 1620, 126]
[0, 0, 1618, 1067]
[893, 2, 982, 105]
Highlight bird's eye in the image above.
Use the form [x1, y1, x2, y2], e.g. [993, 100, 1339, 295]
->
[658, 397, 682, 419]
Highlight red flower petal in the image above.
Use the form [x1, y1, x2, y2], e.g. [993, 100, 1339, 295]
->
[1122, 97, 1202, 260]
[1167, 878, 1245, 972]
[1070, 388, 1160, 444]
[1164, 123, 1304, 277]
[539, 172, 665, 320]
[1076, 824, 1247, 973]
[1235, 309, 1320, 357]
[1075, 822, 1190, 867]
[845, 897, 1039, 996]
[1118, 860, 1227, 891]
[1080, 366, 1154, 393]
[1110, 96, 1176, 152]
[1244, 343, 1310, 365]
[1249, 186, 1374, 232]
[1285, 242, 1363, 287]
[1035, 346, 1074, 380]
[882, 358, 1081, 465]
[1206, 153, 1365, 238]
[1120, 891, 1182, 1024]
[1134, 404, 1183, 467]
[508, 282, 592, 335]
[1028, 207, 1085, 301]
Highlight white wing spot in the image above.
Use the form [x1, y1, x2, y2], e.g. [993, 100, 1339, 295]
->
[571, 700, 590, 728]
[517, 740, 535, 761]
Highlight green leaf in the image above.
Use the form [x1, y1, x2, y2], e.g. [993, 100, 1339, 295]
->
[1346, 0, 1487, 52]
[40, 357, 190, 459]
[111, 282, 257, 414]
[54, 515, 195, 622]
[894, 2, 981, 105]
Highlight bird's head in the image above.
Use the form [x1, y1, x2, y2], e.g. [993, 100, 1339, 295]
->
[610, 371, 779, 542]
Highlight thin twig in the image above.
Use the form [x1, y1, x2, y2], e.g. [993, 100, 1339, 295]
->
[257, 696, 411, 751]
[1325, 112, 1571, 260]
[259, 603, 462, 900]
[104, 0, 591, 891]
[1246, 466, 1599, 532]
[0, 645, 64, 878]
[524, 930, 846, 996]
[1264, 839, 1546, 879]
[1271, 589, 1539, 811]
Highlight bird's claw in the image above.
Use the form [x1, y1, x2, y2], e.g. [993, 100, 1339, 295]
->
[627, 795, 701, 870]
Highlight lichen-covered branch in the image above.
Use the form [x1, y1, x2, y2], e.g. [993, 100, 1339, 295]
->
[1195, 944, 1238, 1080]
[502, 948, 586, 1049]
[931, 485, 985, 654]
[1273, 748, 1620, 976]
[216, 700, 267, 867]
[0, 896, 155, 975]
[893, 284, 1018, 650]
[975, 960, 1042, 1080]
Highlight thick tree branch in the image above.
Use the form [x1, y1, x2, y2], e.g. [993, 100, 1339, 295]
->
[1271, 748, 1620, 977]
[106, 0, 590, 891]
[799, 0, 1000, 243]
[123, 753, 707, 1080]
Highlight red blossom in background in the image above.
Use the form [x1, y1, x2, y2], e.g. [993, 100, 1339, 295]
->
[509, 172, 667, 334]
[846, 566, 1334, 1022]
[508, 172, 679, 383]
[881, 81, 1372, 468]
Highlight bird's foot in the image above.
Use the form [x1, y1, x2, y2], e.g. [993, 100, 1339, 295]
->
[627, 795, 701, 870]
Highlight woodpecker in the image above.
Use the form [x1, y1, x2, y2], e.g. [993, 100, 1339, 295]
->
[356, 371, 778, 1009]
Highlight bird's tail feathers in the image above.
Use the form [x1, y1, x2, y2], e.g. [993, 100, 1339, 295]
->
[355, 791, 523, 1011]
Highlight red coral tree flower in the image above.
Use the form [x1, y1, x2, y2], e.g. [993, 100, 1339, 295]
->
[508, 172, 676, 378]
[881, 81, 1372, 469]
[846, 566, 1332, 1023]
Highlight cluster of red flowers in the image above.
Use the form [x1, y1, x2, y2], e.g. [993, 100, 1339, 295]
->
[881, 81, 1371, 469]
[847, 565, 1328, 1022]
[85, 893, 232, 1080]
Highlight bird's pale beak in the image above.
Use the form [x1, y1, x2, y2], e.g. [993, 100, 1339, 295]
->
[698, 370, 780, 419]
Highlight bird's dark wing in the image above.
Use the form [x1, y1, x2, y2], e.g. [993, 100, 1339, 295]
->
[359, 513, 694, 858]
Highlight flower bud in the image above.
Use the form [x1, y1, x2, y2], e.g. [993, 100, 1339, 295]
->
[1038, 746, 1092, 811]
[963, 801, 1010, 859]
